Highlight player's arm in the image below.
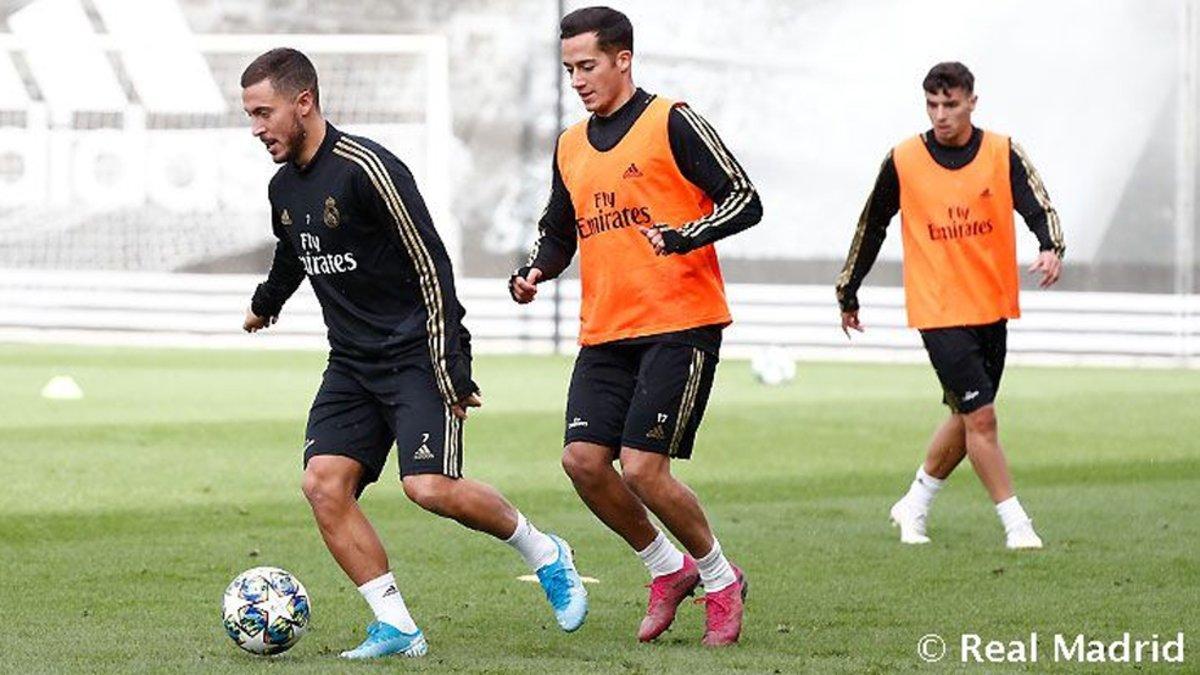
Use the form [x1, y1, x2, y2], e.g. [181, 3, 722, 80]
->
[353, 153, 481, 413]
[509, 142, 578, 303]
[246, 200, 305, 332]
[640, 104, 762, 255]
[834, 151, 899, 337]
[1010, 140, 1065, 288]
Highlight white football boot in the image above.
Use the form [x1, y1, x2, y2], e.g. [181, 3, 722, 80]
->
[889, 497, 931, 545]
[1005, 520, 1044, 550]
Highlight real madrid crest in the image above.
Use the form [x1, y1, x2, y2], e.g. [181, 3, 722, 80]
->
[280, 208, 292, 226]
[323, 196, 340, 229]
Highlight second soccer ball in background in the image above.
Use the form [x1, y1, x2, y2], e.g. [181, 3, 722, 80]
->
[750, 346, 796, 386]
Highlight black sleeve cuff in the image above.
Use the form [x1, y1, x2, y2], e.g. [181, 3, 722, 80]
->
[660, 227, 692, 254]
[250, 284, 282, 318]
[448, 358, 479, 402]
[446, 326, 478, 403]
[836, 290, 860, 313]
[1038, 242, 1067, 259]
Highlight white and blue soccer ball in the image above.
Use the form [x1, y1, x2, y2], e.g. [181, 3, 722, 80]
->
[222, 566, 311, 655]
[750, 346, 797, 386]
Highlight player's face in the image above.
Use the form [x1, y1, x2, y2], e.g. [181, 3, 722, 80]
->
[242, 79, 310, 164]
[561, 32, 631, 116]
[925, 87, 976, 146]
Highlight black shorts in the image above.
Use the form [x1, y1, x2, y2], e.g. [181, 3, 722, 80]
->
[303, 356, 463, 492]
[919, 320, 1007, 414]
[564, 340, 718, 459]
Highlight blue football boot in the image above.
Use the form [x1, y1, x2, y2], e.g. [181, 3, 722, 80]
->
[338, 621, 427, 659]
[535, 534, 589, 632]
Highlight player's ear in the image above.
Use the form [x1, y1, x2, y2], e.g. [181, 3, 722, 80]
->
[616, 49, 632, 74]
[295, 89, 315, 116]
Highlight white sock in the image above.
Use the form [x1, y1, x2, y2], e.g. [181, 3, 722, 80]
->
[995, 496, 1031, 533]
[904, 467, 945, 512]
[636, 530, 685, 579]
[504, 512, 560, 571]
[696, 539, 737, 593]
[358, 572, 419, 633]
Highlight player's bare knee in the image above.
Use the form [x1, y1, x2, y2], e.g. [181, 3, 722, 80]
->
[964, 405, 998, 435]
[561, 443, 607, 485]
[301, 468, 351, 514]
[619, 454, 668, 497]
[402, 475, 450, 515]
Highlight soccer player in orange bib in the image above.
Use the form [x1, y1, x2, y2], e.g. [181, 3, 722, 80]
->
[509, 7, 762, 646]
[836, 62, 1065, 550]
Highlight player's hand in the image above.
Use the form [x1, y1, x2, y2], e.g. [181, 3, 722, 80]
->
[510, 268, 542, 304]
[1028, 250, 1062, 288]
[638, 225, 667, 255]
[451, 392, 482, 420]
[841, 310, 863, 339]
[243, 307, 277, 333]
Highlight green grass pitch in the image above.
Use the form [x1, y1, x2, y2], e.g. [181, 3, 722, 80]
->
[0, 345, 1196, 673]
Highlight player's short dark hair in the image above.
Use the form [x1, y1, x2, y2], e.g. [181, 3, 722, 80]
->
[922, 62, 974, 95]
[560, 6, 633, 55]
[241, 48, 320, 108]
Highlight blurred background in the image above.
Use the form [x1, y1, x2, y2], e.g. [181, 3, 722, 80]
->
[0, 0, 1196, 366]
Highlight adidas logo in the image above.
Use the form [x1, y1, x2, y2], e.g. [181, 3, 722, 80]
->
[622, 163, 644, 179]
[963, 390, 980, 402]
[382, 585, 399, 598]
[646, 424, 667, 440]
[413, 432, 435, 461]
[980, 188, 992, 198]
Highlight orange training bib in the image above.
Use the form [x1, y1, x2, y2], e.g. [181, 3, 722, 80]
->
[893, 130, 1018, 329]
[557, 97, 732, 345]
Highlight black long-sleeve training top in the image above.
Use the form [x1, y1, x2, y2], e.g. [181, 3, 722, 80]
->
[250, 122, 475, 405]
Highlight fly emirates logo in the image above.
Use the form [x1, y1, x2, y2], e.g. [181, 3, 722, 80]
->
[576, 191, 654, 239]
[298, 232, 358, 276]
[927, 206, 994, 243]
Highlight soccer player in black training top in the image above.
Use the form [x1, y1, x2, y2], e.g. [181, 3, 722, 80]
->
[239, 48, 586, 660]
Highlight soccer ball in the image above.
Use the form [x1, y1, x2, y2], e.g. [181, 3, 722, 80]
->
[222, 566, 311, 655]
[750, 346, 796, 386]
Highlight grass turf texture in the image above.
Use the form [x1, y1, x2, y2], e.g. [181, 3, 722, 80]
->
[0, 345, 1196, 674]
